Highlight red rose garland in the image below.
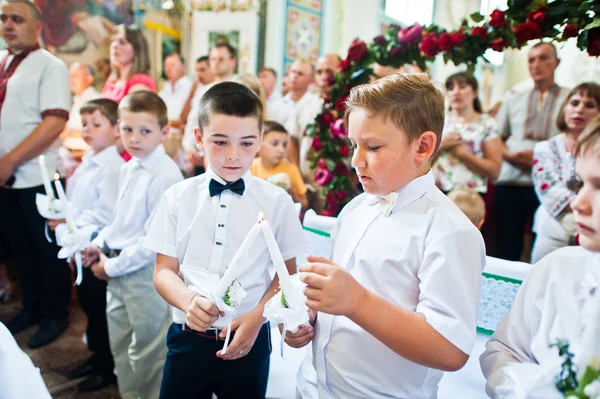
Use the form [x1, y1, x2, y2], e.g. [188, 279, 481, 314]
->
[305, 1, 600, 216]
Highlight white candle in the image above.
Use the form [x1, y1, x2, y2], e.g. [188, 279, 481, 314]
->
[578, 287, 600, 375]
[38, 155, 55, 200]
[53, 174, 75, 230]
[261, 218, 298, 309]
[214, 219, 263, 299]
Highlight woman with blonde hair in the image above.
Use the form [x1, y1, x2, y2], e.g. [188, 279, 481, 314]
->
[531, 82, 600, 262]
[233, 74, 267, 120]
[102, 24, 156, 103]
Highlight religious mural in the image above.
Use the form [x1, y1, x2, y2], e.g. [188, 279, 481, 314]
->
[283, 0, 322, 74]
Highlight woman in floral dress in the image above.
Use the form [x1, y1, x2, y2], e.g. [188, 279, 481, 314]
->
[433, 72, 503, 194]
[531, 83, 600, 262]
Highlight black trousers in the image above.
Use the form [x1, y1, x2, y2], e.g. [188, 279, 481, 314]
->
[77, 266, 114, 375]
[494, 184, 540, 261]
[0, 185, 70, 320]
[160, 322, 271, 399]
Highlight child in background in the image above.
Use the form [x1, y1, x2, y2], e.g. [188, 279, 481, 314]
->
[54, 99, 123, 392]
[480, 116, 600, 397]
[447, 186, 486, 230]
[251, 120, 308, 211]
[83, 92, 183, 399]
[287, 74, 485, 399]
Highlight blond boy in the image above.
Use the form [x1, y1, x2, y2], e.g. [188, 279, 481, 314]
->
[288, 74, 485, 398]
[447, 187, 486, 230]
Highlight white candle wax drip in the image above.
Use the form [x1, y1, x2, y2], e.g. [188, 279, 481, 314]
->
[53, 174, 75, 230]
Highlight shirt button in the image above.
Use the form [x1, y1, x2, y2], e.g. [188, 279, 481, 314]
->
[220, 204, 227, 208]
[218, 224, 224, 227]
[216, 242, 222, 246]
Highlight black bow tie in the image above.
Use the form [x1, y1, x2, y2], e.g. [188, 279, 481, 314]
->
[209, 178, 245, 197]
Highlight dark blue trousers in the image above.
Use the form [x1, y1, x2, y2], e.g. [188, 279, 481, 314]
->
[160, 322, 271, 399]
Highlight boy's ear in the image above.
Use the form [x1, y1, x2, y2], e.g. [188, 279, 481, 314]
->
[415, 131, 437, 163]
[194, 127, 204, 150]
[477, 218, 485, 230]
[112, 123, 121, 139]
[160, 125, 170, 141]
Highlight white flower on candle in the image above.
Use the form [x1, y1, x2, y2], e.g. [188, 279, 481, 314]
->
[223, 279, 247, 308]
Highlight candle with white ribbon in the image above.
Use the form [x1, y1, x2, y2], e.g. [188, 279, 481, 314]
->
[38, 155, 55, 200]
[53, 174, 75, 231]
[260, 215, 298, 309]
[214, 215, 263, 299]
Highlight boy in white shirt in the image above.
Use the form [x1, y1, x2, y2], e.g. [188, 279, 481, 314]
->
[286, 73, 486, 399]
[82, 92, 183, 399]
[143, 81, 305, 398]
[50, 99, 123, 391]
[480, 117, 600, 398]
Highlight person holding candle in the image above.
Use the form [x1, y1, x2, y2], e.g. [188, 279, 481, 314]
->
[286, 74, 486, 399]
[480, 115, 600, 398]
[47, 99, 123, 392]
[0, 0, 72, 348]
[143, 81, 305, 399]
[81, 91, 183, 399]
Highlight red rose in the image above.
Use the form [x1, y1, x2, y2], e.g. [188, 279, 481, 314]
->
[339, 145, 350, 157]
[490, 38, 508, 52]
[339, 59, 351, 71]
[321, 209, 336, 217]
[450, 30, 465, 46]
[318, 158, 326, 168]
[587, 27, 600, 57]
[398, 24, 423, 45]
[325, 192, 337, 207]
[389, 45, 404, 59]
[334, 190, 347, 202]
[334, 162, 350, 175]
[438, 32, 453, 51]
[527, 6, 550, 25]
[514, 22, 542, 45]
[489, 10, 507, 28]
[563, 24, 579, 39]
[335, 96, 348, 113]
[373, 35, 387, 46]
[311, 136, 322, 151]
[471, 26, 488, 41]
[540, 182, 549, 191]
[319, 111, 335, 126]
[419, 33, 439, 58]
[346, 40, 368, 63]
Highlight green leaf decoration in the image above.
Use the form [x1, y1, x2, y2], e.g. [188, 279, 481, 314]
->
[470, 12, 484, 23]
[280, 292, 288, 308]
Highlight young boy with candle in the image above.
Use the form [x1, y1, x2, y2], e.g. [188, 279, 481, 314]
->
[480, 116, 600, 397]
[286, 73, 486, 399]
[48, 99, 123, 391]
[142, 81, 305, 398]
[82, 91, 183, 399]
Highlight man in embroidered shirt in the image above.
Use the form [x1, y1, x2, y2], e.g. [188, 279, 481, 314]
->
[494, 42, 570, 261]
[0, 0, 72, 348]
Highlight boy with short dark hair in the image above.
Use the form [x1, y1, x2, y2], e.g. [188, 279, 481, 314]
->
[289, 74, 485, 398]
[83, 91, 183, 399]
[143, 81, 305, 398]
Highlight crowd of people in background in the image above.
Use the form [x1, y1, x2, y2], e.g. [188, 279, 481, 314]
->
[1, 0, 600, 396]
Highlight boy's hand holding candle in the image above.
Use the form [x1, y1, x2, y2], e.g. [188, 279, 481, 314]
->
[186, 295, 222, 332]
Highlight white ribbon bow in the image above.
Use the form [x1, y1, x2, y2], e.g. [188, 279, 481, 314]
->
[55, 224, 97, 286]
[375, 192, 398, 218]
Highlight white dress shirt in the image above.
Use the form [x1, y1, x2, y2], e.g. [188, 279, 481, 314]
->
[480, 246, 599, 398]
[0, 48, 71, 189]
[299, 171, 485, 399]
[159, 76, 193, 134]
[182, 82, 215, 151]
[66, 86, 101, 132]
[142, 167, 306, 328]
[266, 90, 293, 126]
[66, 145, 124, 230]
[93, 145, 183, 277]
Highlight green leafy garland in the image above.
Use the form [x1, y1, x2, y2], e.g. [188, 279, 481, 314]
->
[306, 0, 600, 216]
[553, 339, 600, 398]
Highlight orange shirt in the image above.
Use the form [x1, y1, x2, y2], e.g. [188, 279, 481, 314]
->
[250, 158, 307, 196]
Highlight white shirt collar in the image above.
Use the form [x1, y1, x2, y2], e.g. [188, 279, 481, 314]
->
[132, 144, 166, 171]
[205, 166, 254, 191]
[369, 170, 435, 217]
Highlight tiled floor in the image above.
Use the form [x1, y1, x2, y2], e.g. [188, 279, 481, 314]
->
[0, 297, 120, 398]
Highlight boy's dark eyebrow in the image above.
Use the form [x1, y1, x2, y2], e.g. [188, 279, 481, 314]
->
[211, 133, 258, 139]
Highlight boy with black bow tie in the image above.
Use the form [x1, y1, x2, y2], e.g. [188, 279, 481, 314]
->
[143, 82, 305, 399]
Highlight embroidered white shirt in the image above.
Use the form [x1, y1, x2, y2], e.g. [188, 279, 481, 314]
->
[266, 90, 293, 126]
[480, 246, 600, 398]
[300, 171, 485, 399]
[66, 145, 124, 230]
[142, 167, 306, 327]
[159, 76, 193, 134]
[0, 48, 71, 189]
[93, 145, 183, 277]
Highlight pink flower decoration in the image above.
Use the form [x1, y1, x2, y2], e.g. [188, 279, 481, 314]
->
[314, 167, 333, 186]
[330, 119, 347, 139]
